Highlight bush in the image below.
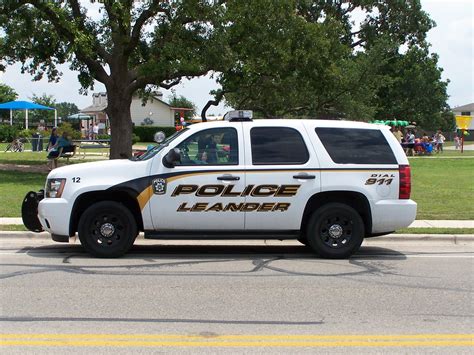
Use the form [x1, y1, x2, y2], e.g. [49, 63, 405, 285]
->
[132, 133, 140, 145]
[133, 126, 176, 142]
[17, 128, 36, 138]
[97, 134, 111, 140]
[0, 125, 18, 142]
[58, 122, 82, 139]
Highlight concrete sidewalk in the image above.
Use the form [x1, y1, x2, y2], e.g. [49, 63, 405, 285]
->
[1, 217, 473, 228]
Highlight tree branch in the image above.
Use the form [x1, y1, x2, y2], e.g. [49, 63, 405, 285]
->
[28, 0, 109, 84]
[69, 0, 111, 63]
[127, 3, 169, 54]
[201, 90, 226, 122]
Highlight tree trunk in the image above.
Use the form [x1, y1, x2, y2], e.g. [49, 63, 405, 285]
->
[106, 89, 133, 159]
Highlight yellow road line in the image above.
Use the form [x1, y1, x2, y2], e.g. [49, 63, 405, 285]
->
[1, 333, 473, 340]
[0, 334, 473, 347]
[0, 340, 472, 347]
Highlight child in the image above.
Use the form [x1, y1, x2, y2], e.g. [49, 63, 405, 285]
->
[454, 134, 460, 150]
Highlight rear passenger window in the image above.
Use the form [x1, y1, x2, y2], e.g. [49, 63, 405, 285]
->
[251, 127, 309, 165]
[316, 128, 397, 164]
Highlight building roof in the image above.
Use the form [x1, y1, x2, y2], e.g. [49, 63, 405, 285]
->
[453, 103, 474, 112]
[80, 93, 171, 114]
[81, 103, 108, 113]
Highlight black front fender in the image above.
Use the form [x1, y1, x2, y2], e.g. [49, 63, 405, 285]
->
[21, 190, 44, 232]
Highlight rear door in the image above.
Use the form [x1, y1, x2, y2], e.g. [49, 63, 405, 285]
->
[243, 122, 321, 231]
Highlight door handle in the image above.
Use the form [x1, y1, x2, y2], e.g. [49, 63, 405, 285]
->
[217, 175, 240, 181]
[293, 174, 316, 180]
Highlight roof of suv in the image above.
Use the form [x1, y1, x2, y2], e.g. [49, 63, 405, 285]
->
[191, 119, 389, 131]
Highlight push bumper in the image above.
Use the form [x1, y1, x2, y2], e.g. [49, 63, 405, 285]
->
[21, 190, 44, 232]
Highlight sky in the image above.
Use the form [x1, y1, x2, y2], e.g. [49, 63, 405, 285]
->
[0, 0, 473, 114]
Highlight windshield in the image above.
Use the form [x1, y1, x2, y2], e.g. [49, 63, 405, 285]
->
[134, 128, 189, 161]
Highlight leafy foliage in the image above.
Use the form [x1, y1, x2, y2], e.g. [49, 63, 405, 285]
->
[0, 83, 17, 102]
[0, 125, 18, 142]
[56, 101, 79, 120]
[1, 0, 226, 158]
[30, 93, 56, 123]
[168, 93, 197, 120]
[0, 83, 18, 122]
[214, 0, 448, 124]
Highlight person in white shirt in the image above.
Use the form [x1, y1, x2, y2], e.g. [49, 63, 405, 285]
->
[92, 123, 99, 140]
[435, 129, 445, 153]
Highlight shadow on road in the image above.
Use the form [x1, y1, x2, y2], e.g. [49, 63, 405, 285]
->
[18, 243, 407, 261]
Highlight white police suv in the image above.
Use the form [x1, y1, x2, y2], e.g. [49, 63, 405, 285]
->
[22, 111, 416, 258]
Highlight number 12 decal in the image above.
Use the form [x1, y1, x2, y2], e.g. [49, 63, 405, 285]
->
[72, 177, 81, 183]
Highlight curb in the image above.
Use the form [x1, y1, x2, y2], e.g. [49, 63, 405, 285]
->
[1, 231, 473, 244]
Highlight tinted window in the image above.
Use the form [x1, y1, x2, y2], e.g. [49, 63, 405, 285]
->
[251, 127, 309, 165]
[176, 128, 238, 166]
[316, 128, 397, 164]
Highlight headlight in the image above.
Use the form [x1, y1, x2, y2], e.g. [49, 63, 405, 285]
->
[46, 178, 66, 198]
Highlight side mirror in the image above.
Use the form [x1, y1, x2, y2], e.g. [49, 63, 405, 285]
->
[154, 131, 166, 143]
[162, 148, 181, 168]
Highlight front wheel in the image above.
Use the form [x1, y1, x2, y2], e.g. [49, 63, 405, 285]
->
[306, 203, 364, 259]
[78, 201, 137, 258]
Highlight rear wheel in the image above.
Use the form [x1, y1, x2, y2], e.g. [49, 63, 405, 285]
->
[78, 201, 137, 258]
[306, 203, 364, 259]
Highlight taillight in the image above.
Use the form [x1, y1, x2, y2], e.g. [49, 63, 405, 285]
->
[399, 165, 411, 199]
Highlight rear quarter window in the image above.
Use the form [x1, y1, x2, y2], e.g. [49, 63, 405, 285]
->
[315, 127, 397, 164]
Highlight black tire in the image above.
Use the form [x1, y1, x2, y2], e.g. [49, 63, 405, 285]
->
[306, 203, 364, 259]
[78, 201, 137, 258]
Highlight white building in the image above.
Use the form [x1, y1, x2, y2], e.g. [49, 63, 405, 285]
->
[80, 92, 175, 132]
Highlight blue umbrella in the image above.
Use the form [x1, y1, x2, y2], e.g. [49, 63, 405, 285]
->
[0, 100, 56, 128]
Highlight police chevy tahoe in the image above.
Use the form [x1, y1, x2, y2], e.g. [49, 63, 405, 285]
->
[22, 111, 416, 258]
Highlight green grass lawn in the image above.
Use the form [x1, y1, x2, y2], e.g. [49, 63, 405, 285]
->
[410, 158, 473, 219]
[0, 171, 48, 217]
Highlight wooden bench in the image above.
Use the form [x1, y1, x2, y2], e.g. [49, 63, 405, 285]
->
[48, 145, 76, 169]
[58, 145, 77, 163]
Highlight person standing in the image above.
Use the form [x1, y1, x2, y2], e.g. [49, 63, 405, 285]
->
[392, 126, 403, 144]
[47, 127, 58, 151]
[92, 123, 99, 140]
[454, 134, 460, 150]
[435, 129, 445, 153]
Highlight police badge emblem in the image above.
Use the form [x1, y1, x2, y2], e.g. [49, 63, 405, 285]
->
[152, 178, 167, 195]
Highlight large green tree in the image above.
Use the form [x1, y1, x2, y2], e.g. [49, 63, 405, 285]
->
[56, 101, 80, 120]
[1, 0, 225, 158]
[0, 83, 17, 103]
[0, 83, 18, 123]
[206, 0, 448, 122]
[373, 46, 449, 129]
[30, 93, 56, 123]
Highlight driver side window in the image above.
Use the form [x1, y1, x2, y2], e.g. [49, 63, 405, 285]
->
[175, 128, 239, 166]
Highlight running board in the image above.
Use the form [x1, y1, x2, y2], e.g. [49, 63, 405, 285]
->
[144, 230, 300, 240]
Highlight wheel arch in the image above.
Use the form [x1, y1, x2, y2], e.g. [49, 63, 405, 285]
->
[69, 189, 144, 236]
[300, 191, 372, 235]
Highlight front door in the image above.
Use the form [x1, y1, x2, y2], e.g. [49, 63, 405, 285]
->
[149, 126, 246, 230]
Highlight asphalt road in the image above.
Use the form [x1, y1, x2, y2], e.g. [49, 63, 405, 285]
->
[0, 235, 473, 354]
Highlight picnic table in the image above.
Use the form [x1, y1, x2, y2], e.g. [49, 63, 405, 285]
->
[72, 139, 110, 158]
